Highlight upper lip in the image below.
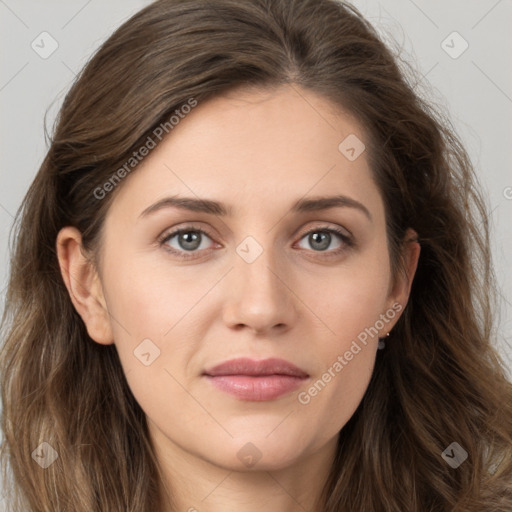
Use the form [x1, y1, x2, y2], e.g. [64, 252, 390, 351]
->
[203, 357, 309, 378]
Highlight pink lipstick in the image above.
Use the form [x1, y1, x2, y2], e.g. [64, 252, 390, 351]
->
[203, 357, 309, 401]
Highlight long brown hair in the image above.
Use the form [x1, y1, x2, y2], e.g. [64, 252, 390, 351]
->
[1, 0, 511, 510]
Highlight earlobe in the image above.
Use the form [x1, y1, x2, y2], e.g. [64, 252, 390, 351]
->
[56, 226, 114, 345]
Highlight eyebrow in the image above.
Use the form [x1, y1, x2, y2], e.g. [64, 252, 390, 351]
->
[139, 194, 372, 222]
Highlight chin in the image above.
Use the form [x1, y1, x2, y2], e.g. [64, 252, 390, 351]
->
[200, 434, 311, 472]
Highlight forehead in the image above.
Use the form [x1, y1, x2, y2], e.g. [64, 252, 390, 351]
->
[107, 84, 382, 221]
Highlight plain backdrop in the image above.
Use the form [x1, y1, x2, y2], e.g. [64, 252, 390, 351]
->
[0, 0, 511, 507]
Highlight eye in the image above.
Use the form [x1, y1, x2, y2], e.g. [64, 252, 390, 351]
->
[159, 227, 216, 259]
[159, 224, 354, 260]
[295, 226, 354, 257]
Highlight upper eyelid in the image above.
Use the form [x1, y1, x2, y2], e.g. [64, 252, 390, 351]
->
[159, 224, 214, 242]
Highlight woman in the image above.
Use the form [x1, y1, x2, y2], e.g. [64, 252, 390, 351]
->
[1, 0, 511, 510]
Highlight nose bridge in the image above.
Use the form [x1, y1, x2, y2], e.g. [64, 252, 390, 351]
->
[224, 232, 294, 331]
[236, 233, 283, 300]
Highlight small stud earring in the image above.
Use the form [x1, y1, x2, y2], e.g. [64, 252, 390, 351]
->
[377, 332, 390, 350]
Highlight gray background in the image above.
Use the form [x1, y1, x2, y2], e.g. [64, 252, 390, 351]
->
[1, 0, 511, 506]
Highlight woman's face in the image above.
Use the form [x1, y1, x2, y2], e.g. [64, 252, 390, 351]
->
[62, 84, 419, 472]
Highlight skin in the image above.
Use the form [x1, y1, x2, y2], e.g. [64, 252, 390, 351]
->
[57, 84, 420, 512]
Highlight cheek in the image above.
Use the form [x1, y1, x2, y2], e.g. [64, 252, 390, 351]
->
[104, 252, 200, 337]
[310, 253, 391, 339]
[298, 254, 389, 425]
[99, 259, 177, 383]
[102, 265, 196, 421]
[309, 349, 376, 441]
[101, 251, 218, 397]
[299, 294, 382, 439]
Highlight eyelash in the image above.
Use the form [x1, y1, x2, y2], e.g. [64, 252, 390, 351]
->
[158, 224, 354, 260]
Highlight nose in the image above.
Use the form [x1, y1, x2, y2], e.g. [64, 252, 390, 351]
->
[222, 243, 297, 335]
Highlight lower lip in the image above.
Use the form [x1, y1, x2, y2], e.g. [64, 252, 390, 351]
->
[204, 375, 307, 401]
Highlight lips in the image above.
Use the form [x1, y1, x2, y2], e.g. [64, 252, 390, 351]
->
[203, 357, 309, 401]
[203, 357, 309, 378]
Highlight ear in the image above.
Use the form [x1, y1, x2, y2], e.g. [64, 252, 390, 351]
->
[56, 226, 114, 345]
[381, 227, 421, 335]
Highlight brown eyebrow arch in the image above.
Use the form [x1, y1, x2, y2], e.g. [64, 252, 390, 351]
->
[139, 194, 372, 222]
